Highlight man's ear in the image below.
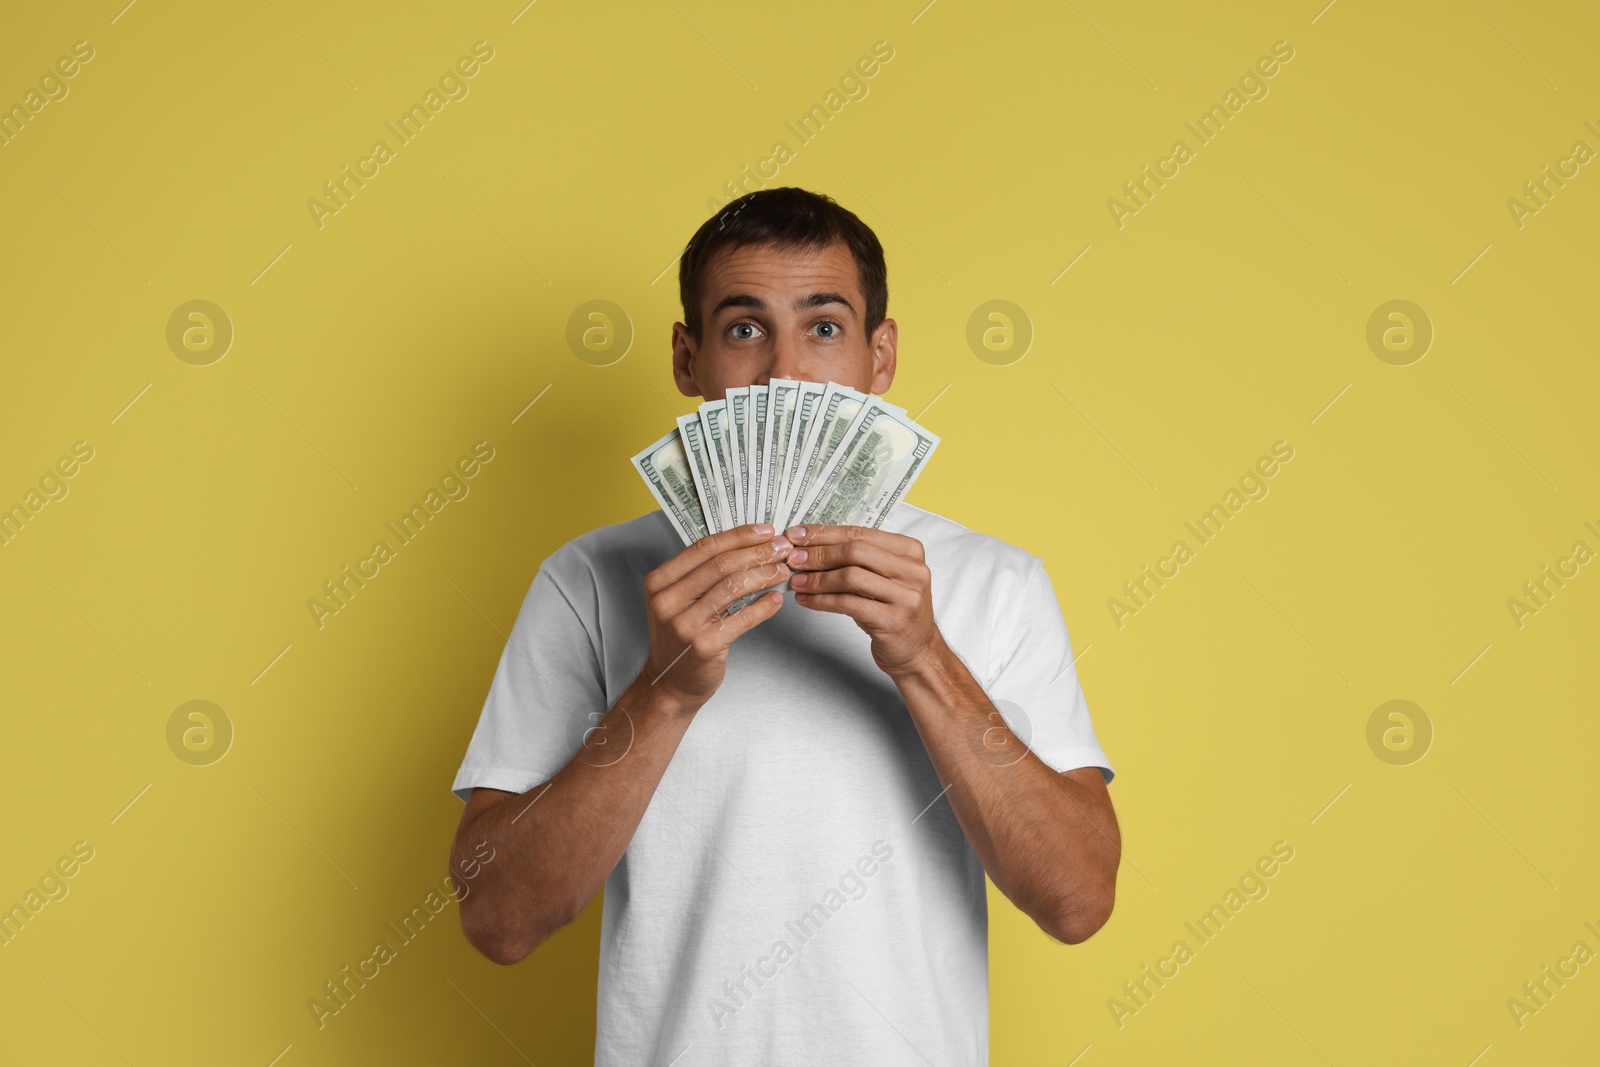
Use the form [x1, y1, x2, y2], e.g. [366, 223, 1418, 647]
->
[670, 322, 701, 398]
[869, 317, 898, 396]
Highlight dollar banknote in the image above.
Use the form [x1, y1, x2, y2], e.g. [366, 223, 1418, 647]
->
[776, 381, 870, 532]
[637, 381, 938, 594]
[728, 386, 752, 525]
[771, 380, 826, 531]
[630, 429, 710, 545]
[792, 397, 941, 528]
[701, 399, 741, 529]
[677, 411, 732, 531]
[749, 384, 769, 526]
[760, 379, 801, 525]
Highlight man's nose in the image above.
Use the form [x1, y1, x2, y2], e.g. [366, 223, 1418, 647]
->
[768, 331, 805, 382]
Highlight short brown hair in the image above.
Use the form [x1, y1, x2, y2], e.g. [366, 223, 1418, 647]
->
[678, 187, 888, 344]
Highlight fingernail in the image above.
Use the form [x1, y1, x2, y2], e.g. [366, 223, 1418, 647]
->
[791, 571, 808, 586]
[786, 526, 806, 540]
[788, 548, 808, 565]
[769, 536, 790, 553]
[754, 523, 774, 536]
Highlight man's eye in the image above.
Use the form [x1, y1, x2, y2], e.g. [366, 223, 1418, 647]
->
[730, 322, 761, 340]
[813, 320, 841, 338]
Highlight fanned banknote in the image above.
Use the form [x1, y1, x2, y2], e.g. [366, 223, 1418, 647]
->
[701, 399, 741, 530]
[635, 383, 939, 612]
[775, 381, 871, 533]
[792, 398, 940, 528]
[632, 381, 940, 613]
[630, 430, 709, 545]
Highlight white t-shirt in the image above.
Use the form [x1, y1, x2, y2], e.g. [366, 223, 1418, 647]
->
[451, 502, 1113, 1066]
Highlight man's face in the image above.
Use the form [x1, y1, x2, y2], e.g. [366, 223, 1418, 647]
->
[671, 239, 897, 401]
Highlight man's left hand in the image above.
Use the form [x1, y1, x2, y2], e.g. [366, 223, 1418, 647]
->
[783, 524, 942, 679]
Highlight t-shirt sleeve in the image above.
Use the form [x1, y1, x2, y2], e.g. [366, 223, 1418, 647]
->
[983, 558, 1115, 783]
[450, 554, 610, 803]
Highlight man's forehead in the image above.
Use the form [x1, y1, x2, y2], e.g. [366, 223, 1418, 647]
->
[702, 240, 861, 307]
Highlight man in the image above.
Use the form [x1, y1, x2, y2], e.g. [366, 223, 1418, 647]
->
[449, 187, 1120, 1065]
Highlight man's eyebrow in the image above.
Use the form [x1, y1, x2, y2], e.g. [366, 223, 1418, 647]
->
[710, 293, 767, 319]
[794, 291, 858, 318]
[710, 291, 860, 320]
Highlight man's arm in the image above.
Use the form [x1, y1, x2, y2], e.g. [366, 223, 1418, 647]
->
[451, 675, 697, 964]
[890, 644, 1120, 944]
[783, 524, 1120, 944]
[450, 523, 797, 964]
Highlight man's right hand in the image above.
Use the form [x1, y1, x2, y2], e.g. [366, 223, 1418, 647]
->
[453, 522, 795, 964]
[640, 522, 793, 707]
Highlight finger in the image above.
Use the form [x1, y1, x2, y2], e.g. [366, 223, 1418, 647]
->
[696, 559, 793, 624]
[786, 537, 921, 583]
[678, 539, 792, 613]
[657, 531, 793, 617]
[791, 564, 902, 604]
[650, 523, 775, 590]
[791, 590, 878, 621]
[783, 524, 925, 561]
[702, 586, 786, 646]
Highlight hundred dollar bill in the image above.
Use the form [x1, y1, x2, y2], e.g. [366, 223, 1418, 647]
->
[701, 399, 741, 529]
[677, 411, 732, 532]
[793, 398, 941, 529]
[776, 382, 868, 532]
[749, 384, 769, 528]
[728, 386, 752, 526]
[631, 429, 709, 546]
[771, 380, 826, 531]
[760, 379, 800, 525]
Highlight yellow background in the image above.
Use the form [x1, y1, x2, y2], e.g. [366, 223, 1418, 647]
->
[2, 0, 1597, 1063]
